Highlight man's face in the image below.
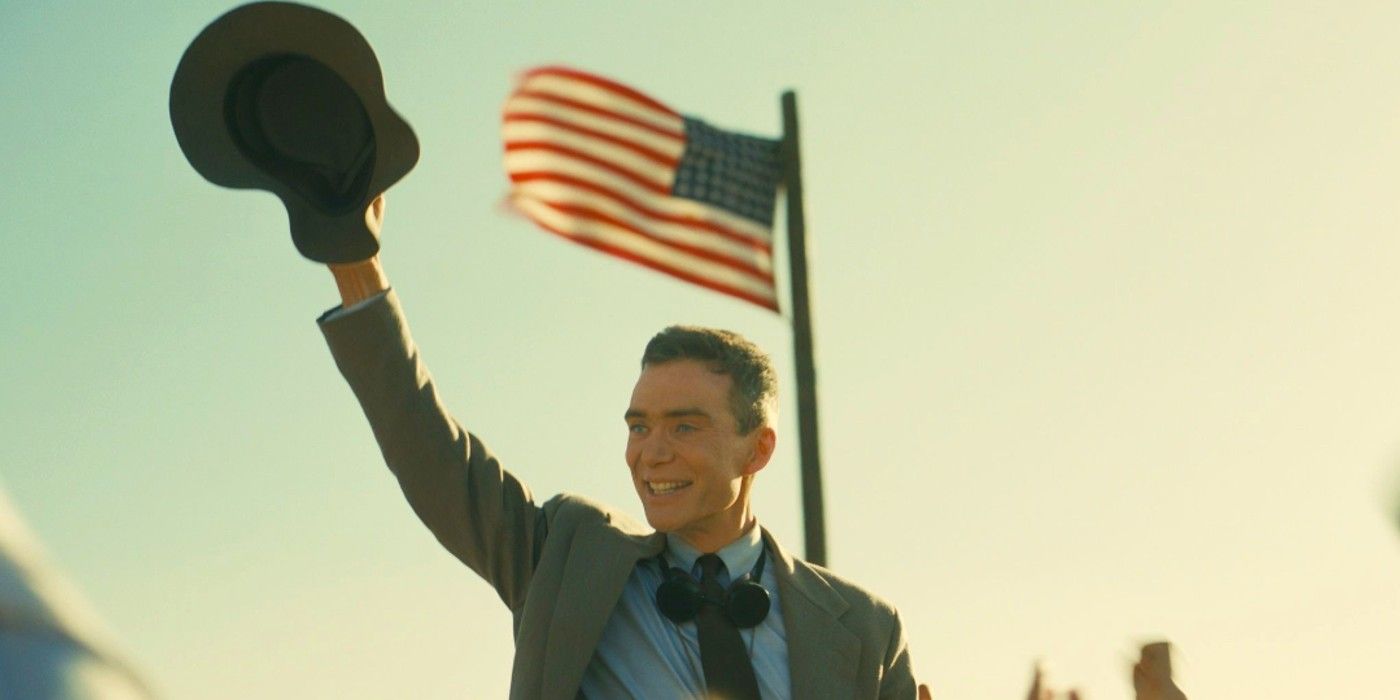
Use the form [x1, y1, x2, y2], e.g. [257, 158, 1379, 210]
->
[625, 359, 773, 548]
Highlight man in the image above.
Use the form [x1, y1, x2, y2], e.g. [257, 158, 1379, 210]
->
[319, 197, 916, 699]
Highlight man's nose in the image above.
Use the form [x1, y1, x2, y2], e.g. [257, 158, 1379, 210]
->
[638, 432, 673, 466]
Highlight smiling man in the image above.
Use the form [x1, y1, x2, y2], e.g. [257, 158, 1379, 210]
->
[319, 197, 916, 699]
[626, 329, 776, 552]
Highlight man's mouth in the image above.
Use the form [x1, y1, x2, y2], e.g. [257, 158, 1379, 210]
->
[646, 480, 693, 496]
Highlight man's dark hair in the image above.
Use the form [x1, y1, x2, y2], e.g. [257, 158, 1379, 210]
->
[640, 326, 777, 434]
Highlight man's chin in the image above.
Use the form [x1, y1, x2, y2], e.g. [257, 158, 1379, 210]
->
[641, 506, 682, 534]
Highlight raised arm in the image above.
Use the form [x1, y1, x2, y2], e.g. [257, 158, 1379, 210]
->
[318, 195, 545, 611]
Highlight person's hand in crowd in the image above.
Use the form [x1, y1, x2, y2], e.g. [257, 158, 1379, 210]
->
[1021, 641, 1185, 700]
[1023, 663, 1081, 700]
[1132, 642, 1187, 700]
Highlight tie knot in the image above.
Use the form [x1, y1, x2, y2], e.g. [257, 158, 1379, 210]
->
[697, 553, 726, 584]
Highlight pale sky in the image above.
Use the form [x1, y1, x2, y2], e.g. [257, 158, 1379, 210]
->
[3, 2, 1400, 698]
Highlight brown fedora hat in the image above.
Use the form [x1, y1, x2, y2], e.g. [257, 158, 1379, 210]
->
[170, 1, 418, 263]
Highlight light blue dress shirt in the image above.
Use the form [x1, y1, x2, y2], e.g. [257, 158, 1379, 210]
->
[579, 524, 791, 699]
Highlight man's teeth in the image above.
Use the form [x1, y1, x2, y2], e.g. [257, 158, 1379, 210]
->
[649, 481, 690, 495]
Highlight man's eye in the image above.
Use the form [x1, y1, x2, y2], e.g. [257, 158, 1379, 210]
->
[628, 424, 647, 435]
[674, 423, 696, 434]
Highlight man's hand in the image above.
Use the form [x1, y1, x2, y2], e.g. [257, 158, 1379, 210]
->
[365, 192, 385, 237]
[328, 194, 389, 308]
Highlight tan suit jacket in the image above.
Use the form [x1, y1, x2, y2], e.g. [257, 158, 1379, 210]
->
[321, 291, 916, 699]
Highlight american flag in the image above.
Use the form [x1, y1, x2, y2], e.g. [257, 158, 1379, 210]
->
[502, 66, 784, 311]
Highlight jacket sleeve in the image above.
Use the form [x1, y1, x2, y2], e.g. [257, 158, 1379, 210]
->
[319, 290, 543, 610]
[878, 608, 918, 700]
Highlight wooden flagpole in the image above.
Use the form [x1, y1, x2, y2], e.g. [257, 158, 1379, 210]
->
[780, 91, 827, 567]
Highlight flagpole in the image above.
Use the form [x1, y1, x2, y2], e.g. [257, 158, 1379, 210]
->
[780, 91, 827, 567]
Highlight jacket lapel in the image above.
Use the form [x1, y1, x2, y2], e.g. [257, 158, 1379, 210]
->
[765, 530, 861, 699]
[541, 519, 665, 699]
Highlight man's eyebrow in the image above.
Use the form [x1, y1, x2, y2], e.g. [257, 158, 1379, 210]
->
[623, 408, 712, 421]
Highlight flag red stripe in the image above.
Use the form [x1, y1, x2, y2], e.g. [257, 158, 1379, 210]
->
[535, 200, 774, 282]
[502, 113, 680, 168]
[505, 143, 671, 194]
[530, 219, 779, 311]
[520, 65, 680, 118]
[512, 89, 685, 141]
[505, 65, 779, 313]
[506, 171, 770, 250]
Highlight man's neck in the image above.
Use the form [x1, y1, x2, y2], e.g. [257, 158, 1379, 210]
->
[672, 515, 758, 554]
[665, 520, 764, 579]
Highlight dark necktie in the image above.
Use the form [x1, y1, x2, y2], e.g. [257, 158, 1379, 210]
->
[695, 554, 762, 700]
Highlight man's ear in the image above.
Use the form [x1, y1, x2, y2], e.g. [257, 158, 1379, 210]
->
[743, 426, 777, 476]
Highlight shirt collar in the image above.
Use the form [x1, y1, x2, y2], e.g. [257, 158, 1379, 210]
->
[664, 522, 764, 584]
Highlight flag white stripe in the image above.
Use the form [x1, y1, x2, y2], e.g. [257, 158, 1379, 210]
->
[503, 95, 685, 158]
[504, 150, 773, 243]
[512, 196, 778, 302]
[519, 74, 683, 134]
[502, 121, 676, 189]
[509, 178, 773, 272]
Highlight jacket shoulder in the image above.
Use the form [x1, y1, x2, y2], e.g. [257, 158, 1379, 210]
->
[541, 491, 653, 537]
[793, 558, 917, 697]
[793, 558, 903, 623]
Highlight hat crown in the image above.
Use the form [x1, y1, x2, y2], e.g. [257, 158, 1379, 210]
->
[226, 54, 375, 215]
